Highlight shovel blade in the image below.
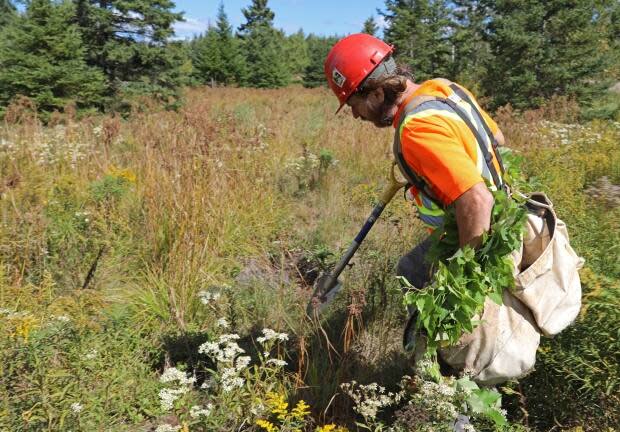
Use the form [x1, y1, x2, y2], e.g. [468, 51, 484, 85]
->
[306, 273, 343, 316]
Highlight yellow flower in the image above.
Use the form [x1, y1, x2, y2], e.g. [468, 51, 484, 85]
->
[316, 425, 348, 432]
[291, 399, 311, 421]
[265, 392, 288, 421]
[108, 165, 136, 183]
[12, 316, 38, 342]
[256, 419, 277, 432]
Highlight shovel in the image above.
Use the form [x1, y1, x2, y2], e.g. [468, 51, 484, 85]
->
[306, 162, 407, 316]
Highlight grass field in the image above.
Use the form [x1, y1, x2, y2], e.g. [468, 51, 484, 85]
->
[0, 87, 618, 431]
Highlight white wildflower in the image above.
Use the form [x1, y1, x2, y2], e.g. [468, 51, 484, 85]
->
[190, 404, 213, 418]
[222, 376, 245, 392]
[219, 333, 240, 343]
[216, 318, 229, 328]
[199, 334, 244, 364]
[266, 358, 287, 367]
[198, 290, 221, 305]
[55, 315, 71, 323]
[256, 328, 288, 344]
[155, 425, 181, 432]
[341, 381, 402, 421]
[236, 355, 251, 370]
[84, 349, 97, 360]
[160, 367, 196, 386]
[70, 402, 83, 413]
[199, 341, 219, 355]
[158, 387, 188, 411]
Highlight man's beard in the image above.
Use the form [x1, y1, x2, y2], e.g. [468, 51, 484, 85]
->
[365, 97, 395, 128]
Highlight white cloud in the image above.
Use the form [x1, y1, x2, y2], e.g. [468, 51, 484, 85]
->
[173, 17, 210, 40]
[375, 15, 387, 29]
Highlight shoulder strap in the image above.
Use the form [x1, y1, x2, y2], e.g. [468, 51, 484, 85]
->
[448, 84, 506, 178]
[440, 93, 504, 189]
[393, 96, 441, 202]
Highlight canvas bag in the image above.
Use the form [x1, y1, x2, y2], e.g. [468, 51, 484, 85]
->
[437, 193, 584, 384]
[395, 81, 584, 383]
[513, 192, 585, 336]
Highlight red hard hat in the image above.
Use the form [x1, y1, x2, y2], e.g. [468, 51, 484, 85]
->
[324, 33, 394, 113]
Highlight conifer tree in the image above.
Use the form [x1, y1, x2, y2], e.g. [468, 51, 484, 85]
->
[237, 0, 290, 88]
[0, 0, 106, 115]
[284, 29, 309, 82]
[237, 0, 275, 36]
[303, 35, 337, 88]
[362, 15, 379, 36]
[380, 0, 453, 81]
[0, 0, 15, 28]
[485, 0, 611, 109]
[449, 0, 491, 91]
[215, 2, 247, 85]
[73, 0, 184, 105]
[191, 29, 223, 86]
[191, 3, 246, 86]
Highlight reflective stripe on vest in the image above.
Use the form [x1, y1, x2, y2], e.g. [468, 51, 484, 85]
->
[393, 81, 504, 229]
[415, 187, 445, 228]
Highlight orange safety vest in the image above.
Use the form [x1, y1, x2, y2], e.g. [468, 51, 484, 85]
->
[393, 80, 506, 228]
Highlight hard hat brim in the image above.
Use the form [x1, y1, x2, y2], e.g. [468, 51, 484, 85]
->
[335, 101, 346, 115]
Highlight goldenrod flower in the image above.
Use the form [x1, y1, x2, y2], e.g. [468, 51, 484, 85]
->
[291, 399, 311, 420]
[12, 315, 38, 341]
[108, 165, 136, 183]
[316, 425, 348, 432]
[256, 419, 277, 432]
[265, 392, 288, 421]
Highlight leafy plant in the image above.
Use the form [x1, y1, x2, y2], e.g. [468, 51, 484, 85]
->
[403, 189, 527, 356]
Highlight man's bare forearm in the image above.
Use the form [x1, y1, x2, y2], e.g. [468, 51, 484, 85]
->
[454, 182, 494, 249]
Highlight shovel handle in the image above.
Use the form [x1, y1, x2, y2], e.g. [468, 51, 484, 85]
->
[329, 163, 407, 281]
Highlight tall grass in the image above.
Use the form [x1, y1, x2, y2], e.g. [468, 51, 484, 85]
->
[0, 87, 618, 430]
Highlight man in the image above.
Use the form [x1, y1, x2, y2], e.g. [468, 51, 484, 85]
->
[322, 34, 546, 384]
[324, 33, 506, 299]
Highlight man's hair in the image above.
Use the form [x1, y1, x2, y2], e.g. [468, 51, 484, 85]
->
[353, 58, 413, 127]
[357, 60, 413, 106]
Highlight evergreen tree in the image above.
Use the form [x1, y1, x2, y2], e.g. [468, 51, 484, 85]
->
[362, 15, 379, 36]
[0, 0, 106, 115]
[484, 0, 611, 109]
[303, 35, 337, 88]
[284, 29, 309, 82]
[380, 0, 453, 81]
[237, 0, 275, 36]
[73, 0, 184, 105]
[191, 28, 224, 86]
[449, 0, 492, 91]
[215, 2, 247, 85]
[191, 3, 246, 86]
[0, 0, 15, 28]
[606, 1, 620, 80]
[237, 0, 290, 88]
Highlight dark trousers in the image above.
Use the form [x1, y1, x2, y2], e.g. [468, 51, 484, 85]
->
[396, 236, 433, 293]
[397, 237, 459, 375]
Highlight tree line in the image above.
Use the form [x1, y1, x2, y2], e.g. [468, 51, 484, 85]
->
[0, 0, 618, 118]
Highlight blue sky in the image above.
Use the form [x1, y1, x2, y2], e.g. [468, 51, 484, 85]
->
[172, 0, 386, 39]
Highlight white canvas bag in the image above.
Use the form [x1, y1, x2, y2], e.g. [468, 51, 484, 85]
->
[513, 192, 585, 336]
[437, 192, 584, 384]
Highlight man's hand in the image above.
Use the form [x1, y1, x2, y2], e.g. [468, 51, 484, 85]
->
[454, 182, 494, 249]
